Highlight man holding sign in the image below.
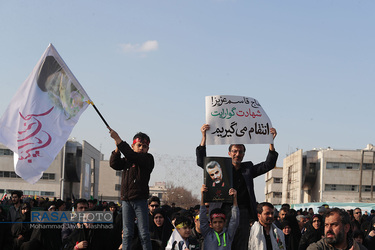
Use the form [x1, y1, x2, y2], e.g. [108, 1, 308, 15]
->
[196, 95, 279, 250]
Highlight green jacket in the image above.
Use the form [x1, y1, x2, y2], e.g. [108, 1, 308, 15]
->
[307, 238, 367, 250]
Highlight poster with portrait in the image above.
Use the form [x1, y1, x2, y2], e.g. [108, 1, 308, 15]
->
[203, 156, 233, 203]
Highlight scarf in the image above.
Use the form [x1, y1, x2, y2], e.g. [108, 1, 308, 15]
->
[249, 221, 286, 250]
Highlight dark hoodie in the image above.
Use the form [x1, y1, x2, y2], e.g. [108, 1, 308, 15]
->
[11, 203, 32, 250]
[109, 141, 154, 201]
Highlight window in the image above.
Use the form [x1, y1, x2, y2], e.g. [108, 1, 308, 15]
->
[90, 158, 95, 197]
[273, 192, 282, 198]
[24, 190, 39, 196]
[0, 171, 20, 178]
[362, 186, 372, 192]
[274, 178, 282, 184]
[326, 162, 359, 170]
[309, 163, 316, 174]
[346, 163, 357, 169]
[41, 173, 55, 180]
[326, 184, 336, 191]
[41, 191, 55, 196]
[0, 148, 13, 155]
[325, 184, 359, 192]
[115, 184, 121, 191]
[364, 164, 375, 170]
[116, 171, 122, 177]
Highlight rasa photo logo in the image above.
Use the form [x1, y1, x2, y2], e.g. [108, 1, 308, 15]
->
[31, 211, 113, 223]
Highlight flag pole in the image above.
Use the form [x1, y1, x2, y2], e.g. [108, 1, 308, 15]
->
[86, 100, 110, 129]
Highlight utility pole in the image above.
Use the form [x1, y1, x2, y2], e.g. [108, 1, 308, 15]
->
[359, 150, 364, 202]
[359, 147, 375, 202]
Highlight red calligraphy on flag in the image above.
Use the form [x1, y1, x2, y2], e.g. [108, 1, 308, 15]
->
[17, 107, 54, 163]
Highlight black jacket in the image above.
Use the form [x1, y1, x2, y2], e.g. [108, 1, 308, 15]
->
[110, 141, 154, 201]
[196, 145, 278, 220]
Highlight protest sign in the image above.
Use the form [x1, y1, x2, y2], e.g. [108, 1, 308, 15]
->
[206, 95, 273, 145]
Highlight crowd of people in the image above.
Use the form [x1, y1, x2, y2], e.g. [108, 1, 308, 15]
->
[1, 191, 375, 250]
[0, 125, 374, 250]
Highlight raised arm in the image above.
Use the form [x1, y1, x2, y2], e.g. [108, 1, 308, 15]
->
[229, 188, 237, 207]
[269, 127, 277, 151]
[200, 184, 208, 206]
[199, 184, 211, 237]
[108, 127, 153, 170]
[200, 124, 210, 146]
[196, 124, 210, 168]
[109, 127, 123, 146]
[227, 188, 240, 239]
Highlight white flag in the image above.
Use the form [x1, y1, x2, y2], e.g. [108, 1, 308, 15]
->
[0, 44, 90, 184]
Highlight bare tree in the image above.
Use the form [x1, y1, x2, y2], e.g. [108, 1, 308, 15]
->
[163, 182, 199, 209]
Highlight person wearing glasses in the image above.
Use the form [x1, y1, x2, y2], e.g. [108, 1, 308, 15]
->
[196, 124, 278, 250]
[352, 207, 363, 232]
[148, 196, 161, 229]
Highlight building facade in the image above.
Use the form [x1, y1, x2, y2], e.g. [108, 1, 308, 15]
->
[0, 140, 101, 200]
[149, 181, 167, 201]
[265, 167, 283, 205]
[98, 159, 121, 202]
[281, 144, 375, 204]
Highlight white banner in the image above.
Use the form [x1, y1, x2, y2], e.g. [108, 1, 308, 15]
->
[0, 44, 90, 184]
[205, 95, 273, 145]
[166, 227, 189, 250]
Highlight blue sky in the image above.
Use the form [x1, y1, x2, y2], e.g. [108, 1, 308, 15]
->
[0, 0, 374, 200]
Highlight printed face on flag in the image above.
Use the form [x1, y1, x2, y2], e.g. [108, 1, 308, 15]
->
[0, 44, 90, 184]
[37, 56, 87, 120]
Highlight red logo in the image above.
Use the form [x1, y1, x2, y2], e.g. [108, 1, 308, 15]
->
[17, 107, 54, 163]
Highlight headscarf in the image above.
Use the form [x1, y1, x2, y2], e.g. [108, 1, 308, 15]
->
[298, 214, 324, 250]
[150, 208, 174, 249]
